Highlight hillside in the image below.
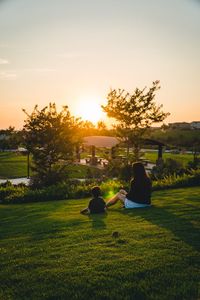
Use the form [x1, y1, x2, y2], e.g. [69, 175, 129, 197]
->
[0, 187, 199, 300]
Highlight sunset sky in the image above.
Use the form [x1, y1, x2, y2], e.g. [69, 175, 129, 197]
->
[0, 0, 200, 129]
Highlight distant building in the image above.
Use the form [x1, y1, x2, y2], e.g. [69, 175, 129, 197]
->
[190, 121, 200, 129]
[168, 122, 191, 129]
[168, 122, 200, 130]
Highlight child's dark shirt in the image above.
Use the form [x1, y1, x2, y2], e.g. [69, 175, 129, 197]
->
[88, 197, 106, 214]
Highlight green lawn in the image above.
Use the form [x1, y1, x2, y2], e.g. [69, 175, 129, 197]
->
[0, 151, 194, 179]
[144, 151, 194, 166]
[0, 152, 100, 179]
[0, 152, 28, 178]
[0, 187, 199, 300]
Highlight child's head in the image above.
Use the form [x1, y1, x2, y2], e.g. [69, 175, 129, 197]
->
[91, 186, 101, 198]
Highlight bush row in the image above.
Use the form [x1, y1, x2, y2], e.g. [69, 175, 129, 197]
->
[0, 169, 200, 204]
[0, 179, 127, 204]
[153, 169, 200, 190]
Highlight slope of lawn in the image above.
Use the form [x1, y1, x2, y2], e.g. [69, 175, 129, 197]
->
[0, 187, 199, 300]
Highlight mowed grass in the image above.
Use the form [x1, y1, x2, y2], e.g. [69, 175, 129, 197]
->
[0, 151, 194, 178]
[0, 152, 98, 179]
[144, 151, 194, 166]
[0, 152, 28, 178]
[0, 187, 200, 300]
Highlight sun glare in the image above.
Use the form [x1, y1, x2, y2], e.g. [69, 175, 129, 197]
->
[75, 98, 104, 124]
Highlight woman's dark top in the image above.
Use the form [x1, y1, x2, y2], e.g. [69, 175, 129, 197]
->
[88, 197, 106, 214]
[126, 177, 152, 205]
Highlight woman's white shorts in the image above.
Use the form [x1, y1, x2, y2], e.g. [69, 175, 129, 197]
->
[124, 198, 150, 209]
[118, 190, 150, 209]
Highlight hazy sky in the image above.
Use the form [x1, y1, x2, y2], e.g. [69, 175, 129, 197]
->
[0, 0, 200, 128]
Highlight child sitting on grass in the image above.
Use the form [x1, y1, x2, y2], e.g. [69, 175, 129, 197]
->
[80, 186, 106, 214]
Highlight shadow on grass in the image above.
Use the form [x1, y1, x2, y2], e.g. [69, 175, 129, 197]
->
[88, 212, 107, 229]
[0, 200, 78, 240]
[0, 200, 108, 242]
[1, 190, 199, 251]
[119, 205, 200, 252]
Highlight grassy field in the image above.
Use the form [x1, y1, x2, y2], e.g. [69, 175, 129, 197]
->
[0, 187, 199, 300]
[0, 151, 194, 179]
[0, 152, 100, 179]
[0, 152, 28, 178]
[144, 151, 194, 166]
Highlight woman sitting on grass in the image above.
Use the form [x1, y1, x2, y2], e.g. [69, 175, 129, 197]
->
[80, 186, 106, 214]
[106, 162, 152, 209]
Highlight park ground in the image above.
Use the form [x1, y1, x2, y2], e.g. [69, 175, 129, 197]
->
[0, 151, 194, 179]
[0, 187, 199, 300]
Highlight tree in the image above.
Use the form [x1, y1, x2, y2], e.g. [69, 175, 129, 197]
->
[0, 127, 23, 150]
[23, 103, 80, 187]
[78, 120, 96, 137]
[96, 121, 110, 136]
[102, 81, 170, 161]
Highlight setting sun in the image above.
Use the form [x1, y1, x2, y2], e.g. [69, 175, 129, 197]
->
[74, 97, 105, 124]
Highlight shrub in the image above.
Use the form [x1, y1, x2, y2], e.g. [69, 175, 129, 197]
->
[0, 184, 28, 203]
[104, 158, 123, 178]
[30, 165, 69, 188]
[104, 159, 133, 181]
[85, 167, 103, 179]
[153, 169, 200, 191]
[151, 158, 185, 180]
[0, 179, 125, 204]
[1, 170, 200, 204]
[187, 158, 200, 170]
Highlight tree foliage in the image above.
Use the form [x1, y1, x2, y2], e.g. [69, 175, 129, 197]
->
[0, 127, 23, 150]
[151, 128, 200, 149]
[102, 81, 170, 160]
[23, 103, 80, 187]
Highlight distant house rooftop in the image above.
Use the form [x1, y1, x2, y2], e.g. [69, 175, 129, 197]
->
[168, 121, 200, 129]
